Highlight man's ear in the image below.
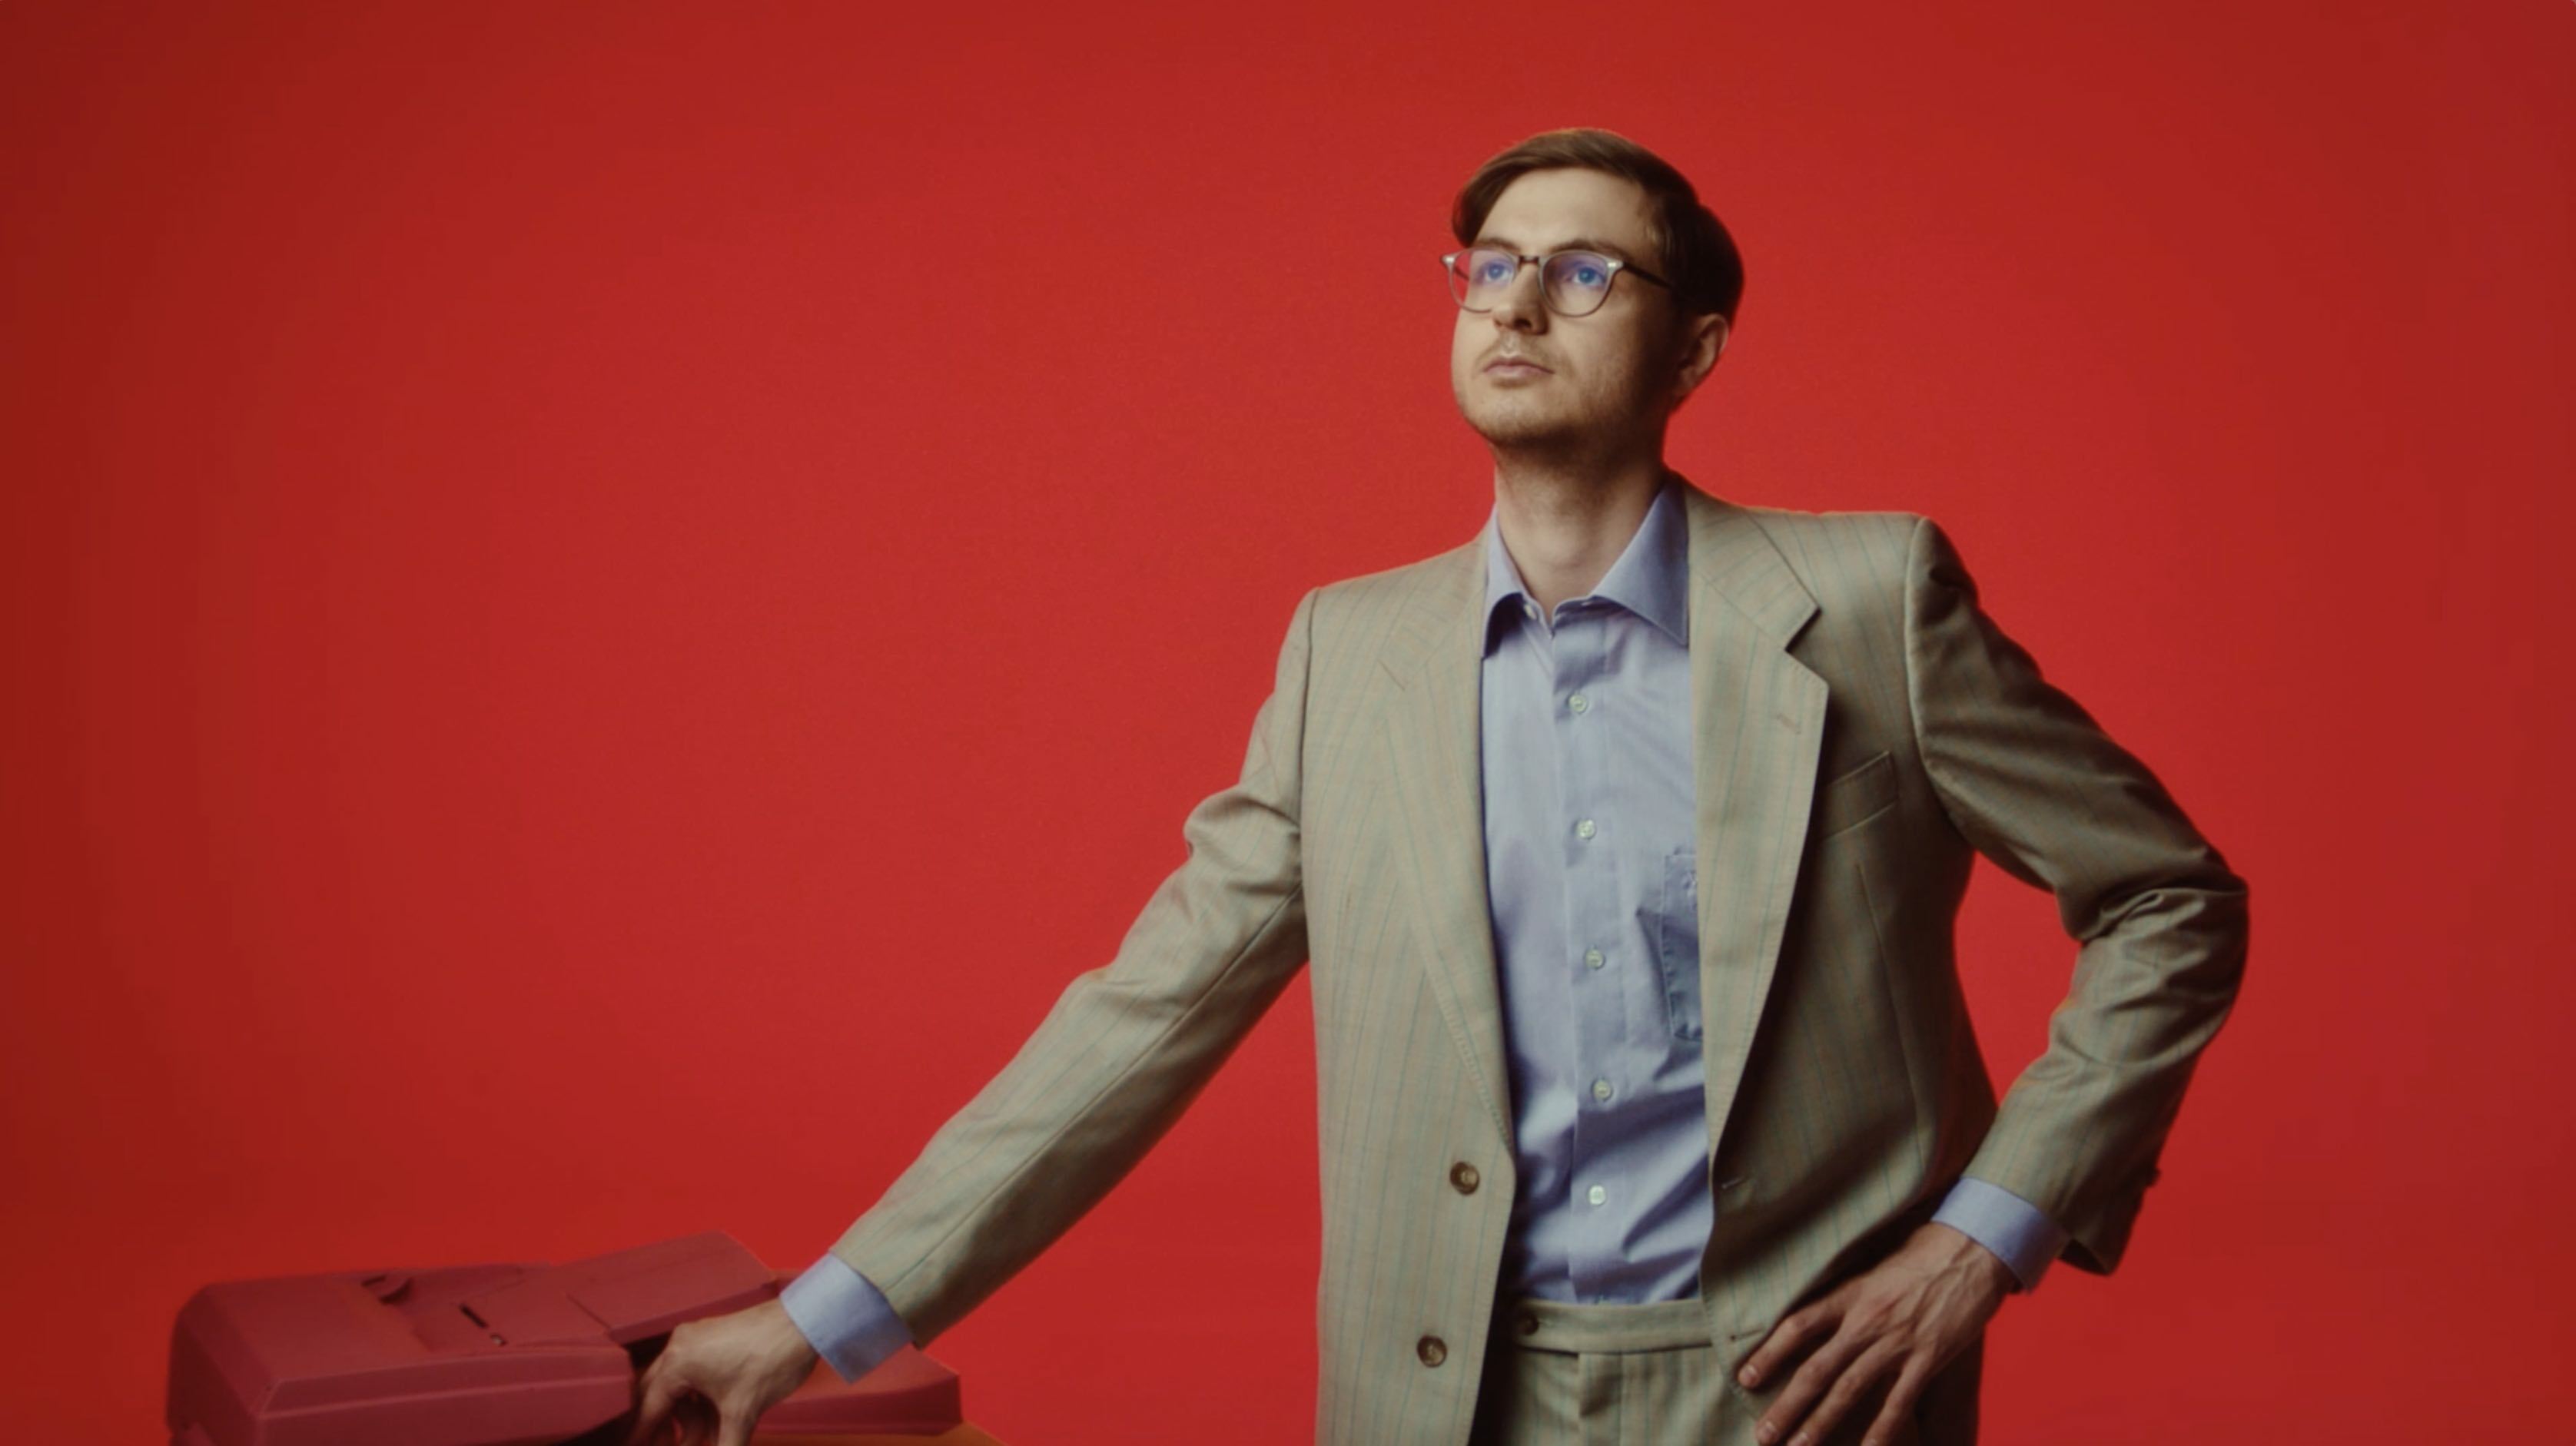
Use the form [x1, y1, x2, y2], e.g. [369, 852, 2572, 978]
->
[1671, 312, 1729, 406]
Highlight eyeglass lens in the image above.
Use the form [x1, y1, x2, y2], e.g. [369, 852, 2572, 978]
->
[1449, 247, 1622, 317]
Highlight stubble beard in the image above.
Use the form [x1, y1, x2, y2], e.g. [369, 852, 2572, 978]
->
[1462, 380, 1638, 472]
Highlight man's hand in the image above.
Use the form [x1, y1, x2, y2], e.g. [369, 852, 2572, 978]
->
[623, 1297, 824, 1446]
[1733, 1222, 2014, 1446]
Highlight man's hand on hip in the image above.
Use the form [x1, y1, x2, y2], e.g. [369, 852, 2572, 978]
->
[1732, 1221, 2013, 1446]
[623, 1296, 823, 1446]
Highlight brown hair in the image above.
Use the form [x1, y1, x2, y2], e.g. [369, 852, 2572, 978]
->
[1449, 127, 1744, 327]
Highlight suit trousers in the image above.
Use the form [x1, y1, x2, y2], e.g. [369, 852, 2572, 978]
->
[1468, 1294, 1973, 1446]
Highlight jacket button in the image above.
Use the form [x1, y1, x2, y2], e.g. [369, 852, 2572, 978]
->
[1517, 1311, 1539, 1336]
[1449, 1161, 1480, 1193]
[1417, 1334, 1447, 1367]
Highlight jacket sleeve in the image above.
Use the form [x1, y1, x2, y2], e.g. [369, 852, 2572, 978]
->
[823, 586, 1319, 1347]
[1902, 515, 2249, 1276]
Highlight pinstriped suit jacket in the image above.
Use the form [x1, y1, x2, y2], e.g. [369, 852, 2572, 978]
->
[825, 476, 2250, 1444]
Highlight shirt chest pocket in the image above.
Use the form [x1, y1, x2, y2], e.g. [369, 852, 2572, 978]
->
[1645, 845, 1701, 1043]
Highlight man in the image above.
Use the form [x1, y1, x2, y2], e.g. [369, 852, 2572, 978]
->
[626, 128, 2249, 1446]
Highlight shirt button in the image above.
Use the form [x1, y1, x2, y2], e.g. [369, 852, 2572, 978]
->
[1518, 1311, 1541, 1336]
[1575, 818, 1596, 840]
[1417, 1334, 1448, 1367]
[1522, 601, 1539, 619]
[1449, 1161, 1481, 1194]
[1591, 1079, 1612, 1103]
[1584, 948, 1605, 970]
[1569, 692, 1588, 713]
[1587, 1184, 1608, 1206]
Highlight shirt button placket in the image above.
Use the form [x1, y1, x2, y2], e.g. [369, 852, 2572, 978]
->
[1565, 620, 1615, 1298]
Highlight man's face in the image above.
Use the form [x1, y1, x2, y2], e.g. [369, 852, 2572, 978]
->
[1448, 167, 1717, 453]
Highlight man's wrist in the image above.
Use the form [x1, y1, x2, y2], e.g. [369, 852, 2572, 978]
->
[1929, 1221, 2020, 1299]
[1928, 1176, 2066, 1295]
[778, 1253, 915, 1383]
[762, 1297, 822, 1371]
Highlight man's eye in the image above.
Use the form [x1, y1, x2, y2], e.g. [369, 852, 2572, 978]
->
[1478, 261, 1511, 283]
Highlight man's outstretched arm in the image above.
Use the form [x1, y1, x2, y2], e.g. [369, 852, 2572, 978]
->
[630, 591, 1320, 1446]
[821, 585, 1321, 1350]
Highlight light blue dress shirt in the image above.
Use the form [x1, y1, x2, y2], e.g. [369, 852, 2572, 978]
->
[782, 476, 2069, 1381]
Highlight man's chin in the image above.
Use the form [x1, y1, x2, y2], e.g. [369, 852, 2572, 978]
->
[1463, 407, 1583, 451]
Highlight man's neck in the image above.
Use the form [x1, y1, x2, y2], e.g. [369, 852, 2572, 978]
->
[1491, 451, 1668, 619]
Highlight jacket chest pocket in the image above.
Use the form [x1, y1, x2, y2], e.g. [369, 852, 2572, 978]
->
[1647, 846, 1701, 1043]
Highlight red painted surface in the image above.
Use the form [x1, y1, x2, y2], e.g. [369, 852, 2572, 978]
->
[3, 3, 2568, 1441]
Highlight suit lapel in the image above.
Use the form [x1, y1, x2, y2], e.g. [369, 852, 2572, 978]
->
[1678, 483, 1826, 1178]
[1373, 479, 1827, 1168]
[1379, 539, 1517, 1152]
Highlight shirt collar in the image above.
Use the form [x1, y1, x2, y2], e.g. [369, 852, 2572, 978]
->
[1482, 473, 1691, 655]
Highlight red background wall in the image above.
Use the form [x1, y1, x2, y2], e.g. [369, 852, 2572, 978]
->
[5, 3, 2569, 1441]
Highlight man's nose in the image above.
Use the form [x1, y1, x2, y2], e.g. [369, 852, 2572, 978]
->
[1489, 264, 1549, 330]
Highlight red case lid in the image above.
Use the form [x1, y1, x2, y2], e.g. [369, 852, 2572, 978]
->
[167, 1232, 962, 1445]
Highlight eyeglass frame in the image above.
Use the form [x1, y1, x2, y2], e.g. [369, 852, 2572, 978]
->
[1440, 246, 1675, 317]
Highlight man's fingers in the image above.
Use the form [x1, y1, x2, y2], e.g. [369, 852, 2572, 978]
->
[1736, 1301, 1835, 1391]
[1858, 1355, 1935, 1446]
[1803, 1340, 1897, 1445]
[670, 1395, 712, 1446]
[625, 1362, 679, 1446]
[714, 1401, 758, 1446]
[1761, 1335, 1895, 1446]
[1756, 1330, 1847, 1443]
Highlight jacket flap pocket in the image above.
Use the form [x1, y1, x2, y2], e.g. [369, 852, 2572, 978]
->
[1813, 748, 1897, 837]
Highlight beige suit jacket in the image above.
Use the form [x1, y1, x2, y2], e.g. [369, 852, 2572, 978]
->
[827, 477, 2251, 1444]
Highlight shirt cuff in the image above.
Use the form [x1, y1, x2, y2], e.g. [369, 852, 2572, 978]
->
[1930, 1175, 2070, 1295]
[778, 1252, 916, 1382]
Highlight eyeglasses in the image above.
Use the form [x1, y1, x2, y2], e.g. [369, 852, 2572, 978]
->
[1441, 246, 1672, 318]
